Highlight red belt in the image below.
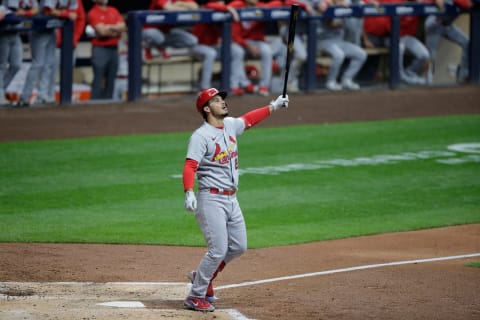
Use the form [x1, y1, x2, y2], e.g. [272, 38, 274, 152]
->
[209, 188, 236, 195]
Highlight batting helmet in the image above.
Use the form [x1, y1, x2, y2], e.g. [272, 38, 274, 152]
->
[196, 88, 228, 113]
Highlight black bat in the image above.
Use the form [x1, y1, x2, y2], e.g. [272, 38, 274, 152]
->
[282, 4, 300, 98]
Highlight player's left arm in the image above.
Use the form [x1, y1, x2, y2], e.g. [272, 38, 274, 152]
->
[241, 95, 289, 130]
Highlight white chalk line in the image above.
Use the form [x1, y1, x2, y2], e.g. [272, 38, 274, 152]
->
[215, 252, 480, 291]
[94, 252, 480, 318]
[4, 253, 478, 320]
[97, 301, 255, 319]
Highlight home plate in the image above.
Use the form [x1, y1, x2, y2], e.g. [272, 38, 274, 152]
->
[98, 301, 145, 308]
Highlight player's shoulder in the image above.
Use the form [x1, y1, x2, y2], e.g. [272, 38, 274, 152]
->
[224, 116, 246, 131]
[224, 116, 242, 126]
[191, 122, 213, 139]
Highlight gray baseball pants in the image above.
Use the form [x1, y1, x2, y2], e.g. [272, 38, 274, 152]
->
[424, 15, 469, 82]
[191, 42, 245, 90]
[142, 27, 198, 49]
[399, 35, 430, 78]
[189, 189, 247, 298]
[91, 45, 118, 100]
[20, 30, 56, 102]
[317, 38, 367, 82]
[0, 32, 22, 100]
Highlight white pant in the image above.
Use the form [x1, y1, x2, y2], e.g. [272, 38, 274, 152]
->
[188, 189, 247, 298]
[0, 32, 22, 99]
[399, 35, 430, 78]
[191, 42, 246, 90]
[317, 38, 367, 82]
[20, 30, 56, 102]
[142, 27, 198, 49]
[424, 15, 469, 82]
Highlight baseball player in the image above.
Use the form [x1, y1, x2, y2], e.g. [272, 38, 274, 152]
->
[47, 0, 85, 103]
[424, 0, 472, 84]
[182, 88, 289, 312]
[310, 0, 367, 91]
[281, 0, 317, 93]
[87, 0, 126, 100]
[18, 0, 62, 106]
[190, 0, 244, 92]
[230, 0, 285, 97]
[142, 0, 198, 58]
[1, 0, 38, 107]
[1, 1, 19, 106]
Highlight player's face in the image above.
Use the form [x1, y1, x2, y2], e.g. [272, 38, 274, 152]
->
[207, 95, 229, 118]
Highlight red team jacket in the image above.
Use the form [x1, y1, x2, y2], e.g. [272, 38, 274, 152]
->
[364, 0, 473, 38]
[87, 4, 124, 47]
[192, 0, 285, 47]
[192, 1, 232, 46]
[55, 0, 86, 49]
[364, 0, 419, 37]
[229, 0, 283, 48]
[146, 0, 199, 32]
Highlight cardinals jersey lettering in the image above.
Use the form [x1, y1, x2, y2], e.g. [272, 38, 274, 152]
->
[186, 117, 245, 191]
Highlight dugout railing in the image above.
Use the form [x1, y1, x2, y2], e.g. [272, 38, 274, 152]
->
[127, 2, 480, 102]
[0, 16, 74, 104]
[1, 2, 479, 104]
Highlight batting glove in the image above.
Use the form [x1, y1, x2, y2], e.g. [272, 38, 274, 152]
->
[184, 190, 197, 212]
[270, 94, 289, 111]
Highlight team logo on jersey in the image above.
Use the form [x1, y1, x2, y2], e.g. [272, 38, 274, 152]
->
[212, 136, 238, 164]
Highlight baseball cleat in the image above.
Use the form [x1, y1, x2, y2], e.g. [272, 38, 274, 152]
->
[341, 79, 360, 91]
[183, 296, 215, 312]
[326, 80, 342, 91]
[188, 271, 218, 302]
[244, 84, 257, 94]
[258, 86, 270, 96]
[230, 87, 244, 96]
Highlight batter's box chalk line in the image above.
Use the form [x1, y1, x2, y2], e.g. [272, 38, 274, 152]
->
[95, 253, 479, 319]
[97, 301, 255, 320]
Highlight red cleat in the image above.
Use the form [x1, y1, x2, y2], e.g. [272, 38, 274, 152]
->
[183, 296, 215, 312]
[258, 86, 269, 96]
[231, 87, 244, 96]
[244, 84, 257, 94]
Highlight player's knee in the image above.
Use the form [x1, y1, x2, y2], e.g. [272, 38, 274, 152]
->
[230, 240, 247, 258]
[331, 51, 345, 64]
[10, 64, 21, 74]
[207, 244, 229, 262]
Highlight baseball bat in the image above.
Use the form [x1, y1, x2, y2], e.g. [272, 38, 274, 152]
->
[282, 4, 300, 98]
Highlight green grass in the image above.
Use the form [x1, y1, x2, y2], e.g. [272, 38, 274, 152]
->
[465, 262, 480, 268]
[0, 115, 479, 248]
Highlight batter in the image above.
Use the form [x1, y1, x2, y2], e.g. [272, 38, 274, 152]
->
[182, 88, 289, 312]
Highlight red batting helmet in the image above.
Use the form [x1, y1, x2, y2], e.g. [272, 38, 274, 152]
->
[196, 88, 227, 113]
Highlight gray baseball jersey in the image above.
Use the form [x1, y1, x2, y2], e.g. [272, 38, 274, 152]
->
[186, 117, 245, 191]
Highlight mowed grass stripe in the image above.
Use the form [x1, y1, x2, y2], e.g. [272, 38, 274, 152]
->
[0, 115, 479, 247]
